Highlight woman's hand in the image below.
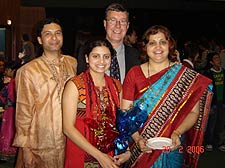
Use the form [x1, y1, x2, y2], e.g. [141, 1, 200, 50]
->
[113, 150, 131, 166]
[170, 131, 181, 151]
[137, 137, 152, 153]
[96, 152, 119, 168]
[132, 132, 152, 153]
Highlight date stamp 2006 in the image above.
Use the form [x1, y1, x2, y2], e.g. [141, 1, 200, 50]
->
[162, 145, 205, 154]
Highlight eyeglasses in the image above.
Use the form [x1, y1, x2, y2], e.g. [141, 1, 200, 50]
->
[106, 18, 128, 26]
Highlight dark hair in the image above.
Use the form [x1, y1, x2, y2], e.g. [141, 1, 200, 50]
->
[4, 61, 21, 78]
[126, 25, 137, 36]
[36, 18, 62, 37]
[142, 25, 176, 60]
[183, 41, 199, 60]
[84, 38, 116, 58]
[22, 33, 30, 41]
[206, 52, 219, 68]
[105, 3, 129, 20]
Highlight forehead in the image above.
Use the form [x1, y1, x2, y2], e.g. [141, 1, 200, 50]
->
[149, 32, 166, 40]
[107, 11, 128, 19]
[212, 54, 220, 59]
[42, 23, 62, 32]
[91, 46, 110, 53]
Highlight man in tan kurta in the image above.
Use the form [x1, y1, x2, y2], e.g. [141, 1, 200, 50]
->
[13, 18, 77, 168]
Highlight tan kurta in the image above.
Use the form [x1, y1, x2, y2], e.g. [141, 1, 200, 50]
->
[13, 55, 77, 167]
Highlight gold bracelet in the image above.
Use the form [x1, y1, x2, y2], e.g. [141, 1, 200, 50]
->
[173, 130, 182, 138]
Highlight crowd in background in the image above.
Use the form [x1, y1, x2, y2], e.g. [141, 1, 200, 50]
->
[0, 2, 224, 168]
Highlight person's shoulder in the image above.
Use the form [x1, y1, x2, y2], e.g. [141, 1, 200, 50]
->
[126, 65, 141, 77]
[69, 73, 85, 88]
[63, 55, 77, 70]
[176, 63, 212, 84]
[16, 57, 42, 78]
[63, 55, 77, 62]
[18, 57, 41, 70]
[70, 73, 85, 83]
[199, 73, 213, 85]
[129, 65, 141, 71]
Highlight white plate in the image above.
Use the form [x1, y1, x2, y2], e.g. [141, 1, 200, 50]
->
[146, 137, 172, 150]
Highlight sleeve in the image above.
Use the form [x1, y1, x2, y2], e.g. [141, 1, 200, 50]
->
[7, 79, 16, 106]
[71, 56, 78, 75]
[13, 68, 35, 148]
[65, 55, 78, 75]
[122, 67, 137, 101]
[0, 87, 7, 106]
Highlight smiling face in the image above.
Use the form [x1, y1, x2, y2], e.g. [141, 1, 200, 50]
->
[37, 23, 63, 53]
[146, 32, 170, 64]
[86, 46, 111, 74]
[104, 11, 129, 47]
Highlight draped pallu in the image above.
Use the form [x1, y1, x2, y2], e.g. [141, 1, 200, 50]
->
[116, 64, 213, 168]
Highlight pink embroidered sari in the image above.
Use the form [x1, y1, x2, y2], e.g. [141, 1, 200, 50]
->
[0, 78, 17, 160]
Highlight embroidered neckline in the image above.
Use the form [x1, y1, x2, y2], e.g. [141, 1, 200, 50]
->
[41, 54, 70, 103]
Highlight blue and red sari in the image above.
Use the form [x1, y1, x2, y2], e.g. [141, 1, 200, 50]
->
[115, 63, 213, 168]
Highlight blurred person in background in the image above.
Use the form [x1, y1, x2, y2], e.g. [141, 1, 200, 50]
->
[204, 52, 225, 152]
[18, 33, 35, 65]
[0, 61, 20, 163]
[124, 25, 138, 48]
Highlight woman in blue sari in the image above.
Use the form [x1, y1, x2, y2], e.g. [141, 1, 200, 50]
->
[115, 25, 213, 168]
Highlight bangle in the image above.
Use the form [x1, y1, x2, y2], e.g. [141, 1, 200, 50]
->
[173, 130, 182, 138]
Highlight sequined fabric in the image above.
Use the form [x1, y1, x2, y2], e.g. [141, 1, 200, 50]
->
[114, 106, 148, 154]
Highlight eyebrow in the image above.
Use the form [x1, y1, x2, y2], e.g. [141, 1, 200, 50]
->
[42, 29, 62, 33]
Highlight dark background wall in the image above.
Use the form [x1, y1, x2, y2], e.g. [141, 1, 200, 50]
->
[21, 0, 225, 10]
[21, 0, 225, 56]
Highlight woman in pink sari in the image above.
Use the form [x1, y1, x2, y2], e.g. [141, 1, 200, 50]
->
[0, 62, 20, 161]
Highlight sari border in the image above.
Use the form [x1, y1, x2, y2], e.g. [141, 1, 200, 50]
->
[127, 66, 212, 168]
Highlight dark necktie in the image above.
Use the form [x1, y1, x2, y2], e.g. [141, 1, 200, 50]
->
[110, 55, 121, 81]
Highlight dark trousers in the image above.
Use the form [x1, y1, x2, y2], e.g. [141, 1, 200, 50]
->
[204, 102, 225, 146]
